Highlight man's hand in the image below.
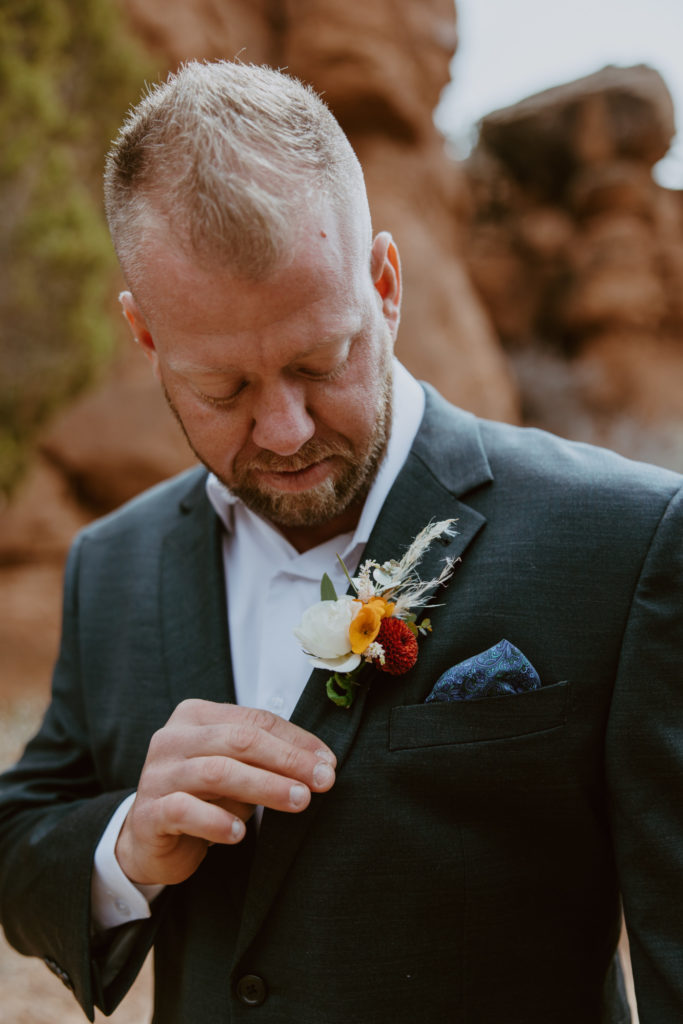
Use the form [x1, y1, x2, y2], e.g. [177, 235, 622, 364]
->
[115, 699, 336, 886]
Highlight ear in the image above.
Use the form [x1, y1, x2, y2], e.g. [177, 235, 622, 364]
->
[119, 291, 161, 379]
[370, 232, 402, 339]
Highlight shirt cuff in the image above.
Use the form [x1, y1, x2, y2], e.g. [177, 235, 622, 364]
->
[91, 792, 165, 933]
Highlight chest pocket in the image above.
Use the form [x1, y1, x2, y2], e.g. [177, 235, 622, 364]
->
[389, 679, 570, 750]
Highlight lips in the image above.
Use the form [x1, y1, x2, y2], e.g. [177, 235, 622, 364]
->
[253, 458, 334, 492]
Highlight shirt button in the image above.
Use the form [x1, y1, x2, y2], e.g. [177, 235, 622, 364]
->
[267, 692, 285, 713]
[115, 899, 131, 916]
[236, 974, 267, 1006]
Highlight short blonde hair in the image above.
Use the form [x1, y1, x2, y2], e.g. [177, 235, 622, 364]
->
[104, 60, 369, 280]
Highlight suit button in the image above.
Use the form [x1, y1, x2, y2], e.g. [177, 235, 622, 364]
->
[43, 957, 74, 991]
[236, 974, 267, 1006]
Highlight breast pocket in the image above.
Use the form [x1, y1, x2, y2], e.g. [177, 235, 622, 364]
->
[389, 679, 570, 750]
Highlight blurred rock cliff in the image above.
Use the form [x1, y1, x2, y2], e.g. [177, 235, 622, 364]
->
[463, 63, 683, 466]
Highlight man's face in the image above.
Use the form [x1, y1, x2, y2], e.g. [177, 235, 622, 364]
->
[122, 207, 402, 547]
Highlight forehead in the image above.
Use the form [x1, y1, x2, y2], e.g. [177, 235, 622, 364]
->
[133, 208, 373, 358]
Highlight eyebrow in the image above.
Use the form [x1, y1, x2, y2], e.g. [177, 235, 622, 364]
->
[168, 327, 360, 376]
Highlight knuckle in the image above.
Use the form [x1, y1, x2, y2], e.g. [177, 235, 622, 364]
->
[173, 698, 203, 721]
[163, 791, 193, 828]
[147, 727, 170, 759]
[228, 723, 257, 755]
[260, 709, 279, 731]
[199, 755, 230, 788]
[279, 746, 303, 778]
[139, 759, 165, 797]
[146, 724, 185, 766]
[258, 773, 283, 805]
[245, 707, 277, 732]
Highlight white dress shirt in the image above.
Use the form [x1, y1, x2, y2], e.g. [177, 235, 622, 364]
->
[91, 361, 425, 930]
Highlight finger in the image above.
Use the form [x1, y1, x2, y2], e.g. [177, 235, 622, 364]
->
[117, 795, 249, 885]
[168, 701, 337, 764]
[156, 791, 248, 846]
[157, 755, 316, 813]
[151, 721, 337, 793]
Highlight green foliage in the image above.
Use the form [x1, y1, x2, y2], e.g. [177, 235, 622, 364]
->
[320, 573, 338, 601]
[0, 0, 153, 496]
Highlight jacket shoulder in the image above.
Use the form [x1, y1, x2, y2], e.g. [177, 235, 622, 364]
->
[477, 416, 682, 506]
[418, 383, 682, 511]
[79, 465, 208, 545]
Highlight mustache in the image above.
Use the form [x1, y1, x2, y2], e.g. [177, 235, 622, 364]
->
[241, 437, 354, 474]
[161, 380, 354, 475]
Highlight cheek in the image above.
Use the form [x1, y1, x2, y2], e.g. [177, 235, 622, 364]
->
[198, 410, 246, 455]
[171, 390, 248, 466]
[312, 377, 385, 446]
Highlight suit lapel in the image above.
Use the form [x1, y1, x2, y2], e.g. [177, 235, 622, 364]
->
[232, 663, 373, 960]
[159, 473, 236, 709]
[233, 387, 492, 962]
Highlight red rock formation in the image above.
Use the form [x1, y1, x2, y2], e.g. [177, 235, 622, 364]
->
[2, 0, 520, 697]
[463, 64, 683, 466]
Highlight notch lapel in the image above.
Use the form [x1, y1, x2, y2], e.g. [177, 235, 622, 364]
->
[159, 476, 236, 710]
[232, 387, 492, 963]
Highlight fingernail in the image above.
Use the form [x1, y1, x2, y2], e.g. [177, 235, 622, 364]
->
[231, 818, 245, 841]
[313, 762, 335, 787]
[289, 784, 308, 809]
[315, 748, 336, 766]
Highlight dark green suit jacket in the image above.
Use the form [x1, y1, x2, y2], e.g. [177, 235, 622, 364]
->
[1, 387, 682, 1023]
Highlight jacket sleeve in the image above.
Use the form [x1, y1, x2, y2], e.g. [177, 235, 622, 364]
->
[0, 534, 158, 1019]
[606, 482, 683, 1022]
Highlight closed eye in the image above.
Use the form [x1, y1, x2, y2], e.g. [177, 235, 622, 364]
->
[294, 334, 354, 383]
[295, 347, 352, 383]
[297, 362, 346, 382]
[196, 381, 248, 407]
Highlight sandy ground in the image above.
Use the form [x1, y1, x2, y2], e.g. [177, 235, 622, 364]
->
[0, 938, 153, 1024]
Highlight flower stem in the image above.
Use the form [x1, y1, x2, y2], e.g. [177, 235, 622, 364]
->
[326, 671, 358, 708]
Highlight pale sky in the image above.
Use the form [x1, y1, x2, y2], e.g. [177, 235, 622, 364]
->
[434, 0, 683, 187]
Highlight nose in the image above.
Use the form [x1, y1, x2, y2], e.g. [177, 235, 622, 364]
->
[251, 380, 316, 455]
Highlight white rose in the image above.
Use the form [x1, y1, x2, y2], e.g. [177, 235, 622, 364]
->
[293, 595, 362, 673]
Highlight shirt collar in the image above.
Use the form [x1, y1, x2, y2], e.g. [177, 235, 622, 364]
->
[206, 359, 425, 552]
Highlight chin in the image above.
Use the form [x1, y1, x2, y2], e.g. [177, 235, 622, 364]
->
[233, 478, 355, 529]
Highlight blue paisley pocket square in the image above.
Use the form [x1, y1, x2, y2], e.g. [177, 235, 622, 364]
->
[425, 639, 541, 703]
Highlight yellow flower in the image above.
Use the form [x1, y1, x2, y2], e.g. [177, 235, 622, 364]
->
[349, 597, 396, 654]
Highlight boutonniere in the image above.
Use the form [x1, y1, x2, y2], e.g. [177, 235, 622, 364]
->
[293, 519, 459, 707]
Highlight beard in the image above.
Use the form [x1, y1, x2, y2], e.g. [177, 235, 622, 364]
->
[163, 362, 393, 530]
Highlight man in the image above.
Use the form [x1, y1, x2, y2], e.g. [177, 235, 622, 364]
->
[0, 60, 682, 1023]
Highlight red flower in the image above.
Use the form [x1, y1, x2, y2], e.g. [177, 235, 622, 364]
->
[376, 617, 418, 675]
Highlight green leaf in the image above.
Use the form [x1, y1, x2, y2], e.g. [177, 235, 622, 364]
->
[326, 673, 356, 708]
[336, 553, 357, 592]
[320, 573, 338, 602]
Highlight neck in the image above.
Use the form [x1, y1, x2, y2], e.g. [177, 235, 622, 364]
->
[277, 500, 364, 553]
